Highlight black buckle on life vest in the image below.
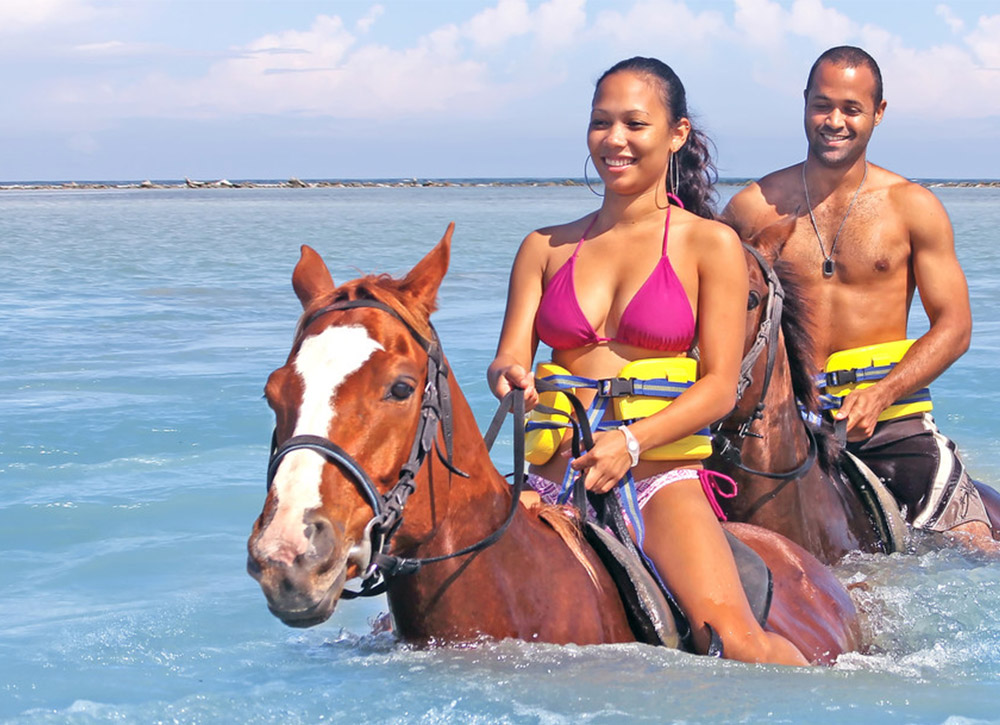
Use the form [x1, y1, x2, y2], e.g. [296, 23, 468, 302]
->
[597, 377, 635, 398]
[825, 369, 857, 387]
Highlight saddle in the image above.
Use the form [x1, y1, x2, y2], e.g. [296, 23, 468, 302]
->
[580, 493, 773, 652]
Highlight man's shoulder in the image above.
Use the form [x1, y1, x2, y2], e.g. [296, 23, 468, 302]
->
[868, 164, 946, 217]
[722, 164, 802, 238]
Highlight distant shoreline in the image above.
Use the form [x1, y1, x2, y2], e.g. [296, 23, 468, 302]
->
[2, 176, 999, 191]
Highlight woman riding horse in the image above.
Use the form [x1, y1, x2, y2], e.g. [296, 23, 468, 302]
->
[488, 57, 809, 666]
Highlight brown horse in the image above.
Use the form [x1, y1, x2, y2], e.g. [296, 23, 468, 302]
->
[247, 224, 860, 664]
[713, 218, 1000, 561]
[709, 226, 891, 564]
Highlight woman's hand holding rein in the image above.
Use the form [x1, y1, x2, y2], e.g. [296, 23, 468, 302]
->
[488, 358, 538, 410]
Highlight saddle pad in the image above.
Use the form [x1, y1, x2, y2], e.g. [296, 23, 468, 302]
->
[723, 529, 773, 628]
[839, 450, 908, 553]
[584, 521, 681, 648]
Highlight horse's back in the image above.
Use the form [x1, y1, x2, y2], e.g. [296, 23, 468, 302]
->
[723, 522, 861, 665]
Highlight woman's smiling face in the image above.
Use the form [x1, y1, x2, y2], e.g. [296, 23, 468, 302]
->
[588, 70, 686, 197]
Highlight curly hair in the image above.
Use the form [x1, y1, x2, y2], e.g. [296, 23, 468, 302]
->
[595, 57, 719, 220]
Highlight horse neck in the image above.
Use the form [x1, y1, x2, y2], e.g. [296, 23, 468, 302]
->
[745, 335, 808, 463]
[385, 365, 632, 643]
[734, 333, 871, 562]
[391, 362, 521, 561]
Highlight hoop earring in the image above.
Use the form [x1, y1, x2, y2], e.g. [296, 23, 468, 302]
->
[667, 151, 684, 208]
[584, 154, 604, 197]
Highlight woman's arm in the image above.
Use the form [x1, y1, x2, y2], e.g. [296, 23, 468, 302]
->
[487, 230, 548, 408]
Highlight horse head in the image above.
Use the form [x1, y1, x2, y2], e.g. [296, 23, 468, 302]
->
[247, 224, 456, 627]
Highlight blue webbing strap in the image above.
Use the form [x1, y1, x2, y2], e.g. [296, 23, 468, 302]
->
[818, 388, 932, 412]
[618, 471, 645, 548]
[814, 361, 932, 413]
[814, 363, 895, 389]
[557, 394, 610, 503]
[536, 371, 693, 551]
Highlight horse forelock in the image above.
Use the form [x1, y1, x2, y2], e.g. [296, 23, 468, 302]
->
[295, 274, 435, 344]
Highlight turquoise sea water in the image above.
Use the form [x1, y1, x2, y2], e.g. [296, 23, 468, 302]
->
[2, 184, 1000, 723]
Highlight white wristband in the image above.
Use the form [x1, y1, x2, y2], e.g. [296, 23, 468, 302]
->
[618, 425, 640, 468]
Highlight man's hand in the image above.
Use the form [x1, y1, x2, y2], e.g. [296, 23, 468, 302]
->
[835, 385, 892, 441]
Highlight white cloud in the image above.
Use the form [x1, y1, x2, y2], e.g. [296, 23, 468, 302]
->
[733, 0, 787, 50]
[19, 0, 1000, 135]
[935, 4, 964, 34]
[73, 40, 163, 56]
[733, 0, 855, 49]
[41, 2, 589, 123]
[356, 4, 384, 34]
[787, 0, 855, 46]
[592, 0, 729, 48]
[463, 0, 532, 49]
[532, 0, 587, 49]
[727, 0, 1000, 120]
[0, 0, 96, 33]
[460, 0, 584, 51]
[965, 14, 1000, 68]
[58, 11, 493, 121]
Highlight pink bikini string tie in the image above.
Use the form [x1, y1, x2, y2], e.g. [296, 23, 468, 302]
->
[698, 469, 738, 521]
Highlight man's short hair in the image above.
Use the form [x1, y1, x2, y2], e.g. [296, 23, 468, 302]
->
[806, 46, 883, 106]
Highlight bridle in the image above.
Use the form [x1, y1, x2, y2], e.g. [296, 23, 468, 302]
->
[710, 245, 817, 493]
[265, 298, 526, 598]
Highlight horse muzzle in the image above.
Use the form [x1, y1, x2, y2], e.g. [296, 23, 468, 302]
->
[247, 510, 354, 628]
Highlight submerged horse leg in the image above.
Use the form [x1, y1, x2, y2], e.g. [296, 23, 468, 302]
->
[723, 522, 862, 665]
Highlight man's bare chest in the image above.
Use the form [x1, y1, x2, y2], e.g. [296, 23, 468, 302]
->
[784, 199, 910, 283]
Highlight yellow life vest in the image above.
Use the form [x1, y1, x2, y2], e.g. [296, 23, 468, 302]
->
[524, 358, 713, 465]
[820, 339, 933, 422]
[524, 362, 575, 465]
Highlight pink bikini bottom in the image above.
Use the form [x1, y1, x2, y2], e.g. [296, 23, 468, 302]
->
[526, 468, 737, 520]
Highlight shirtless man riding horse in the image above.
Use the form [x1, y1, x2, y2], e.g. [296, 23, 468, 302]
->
[722, 46, 998, 550]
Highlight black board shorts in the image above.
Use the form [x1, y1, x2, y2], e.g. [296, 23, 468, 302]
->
[846, 413, 990, 533]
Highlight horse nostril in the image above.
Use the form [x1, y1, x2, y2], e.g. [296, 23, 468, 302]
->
[303, 514, 335, 561]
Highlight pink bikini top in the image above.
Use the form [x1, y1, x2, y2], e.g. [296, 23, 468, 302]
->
[535, 207, 695, 352]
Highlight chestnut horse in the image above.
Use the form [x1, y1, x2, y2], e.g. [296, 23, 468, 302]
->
[713, 218, 1000, 563]
[247, 224, 860, 664]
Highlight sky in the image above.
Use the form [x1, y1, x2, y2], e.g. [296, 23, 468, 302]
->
[2, 0, 998, 182]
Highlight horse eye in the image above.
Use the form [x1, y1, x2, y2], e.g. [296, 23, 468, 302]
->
[747, 291, 761, 311]
[389, 380, 416, 401]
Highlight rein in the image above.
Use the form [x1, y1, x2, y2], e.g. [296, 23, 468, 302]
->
[710, 244, 818, 484]
[265, 298, 527, 598]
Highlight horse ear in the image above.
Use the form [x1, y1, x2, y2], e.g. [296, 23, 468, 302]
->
[400, 222, 453, 310]
[292, 245, 336, 309]
[750, 212, 798, 264]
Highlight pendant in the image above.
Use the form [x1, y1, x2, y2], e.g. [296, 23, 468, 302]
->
[822, 258, 835, 277]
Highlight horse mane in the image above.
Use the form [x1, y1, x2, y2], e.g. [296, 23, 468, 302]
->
[535, 505, 603, 593]
[773, 259, 841, 472]
[297, 273, 436, 342]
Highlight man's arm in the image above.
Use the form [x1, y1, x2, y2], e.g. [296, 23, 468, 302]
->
[837, 184, 971, 439]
